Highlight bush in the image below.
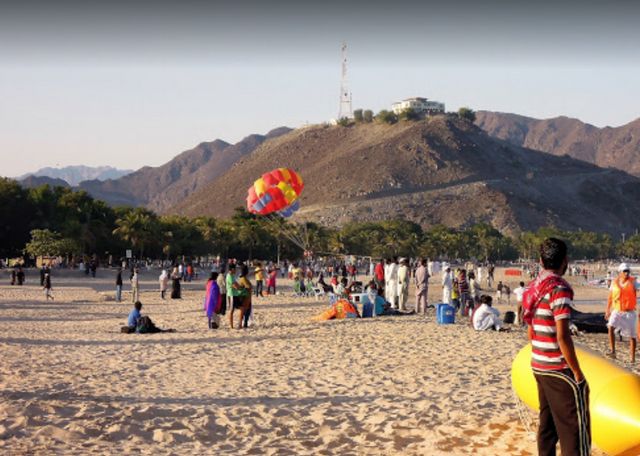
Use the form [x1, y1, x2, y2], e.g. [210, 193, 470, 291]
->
[353, 109, 364, 123]
[363, 110, 374, 122]
[399, 107, 420, 121]
[458, 107, 476, 122]
[376, 110, 397, 124]
[336, 117, 351, 127]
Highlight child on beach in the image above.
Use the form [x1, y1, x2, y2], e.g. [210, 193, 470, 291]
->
[43, 272, 54, 300]
[451, 277, 460, 313]
[266, 267, 277, 295]
[254, 262, 264, 297]
[513, 281, 526, 325]
[496, 281, 504, 303]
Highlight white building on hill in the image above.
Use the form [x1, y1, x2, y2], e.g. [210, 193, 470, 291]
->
[391, 97, 445, 115]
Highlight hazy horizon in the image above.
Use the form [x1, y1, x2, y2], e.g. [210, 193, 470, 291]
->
[2, 0, 639, 177]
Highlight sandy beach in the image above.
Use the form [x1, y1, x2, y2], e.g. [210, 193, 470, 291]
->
[0, 268, 633, 455]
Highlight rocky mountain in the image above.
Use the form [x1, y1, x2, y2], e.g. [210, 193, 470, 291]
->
[77, 127, 291, 209]
[147, 127, 291, 213]
[476, 111, 640, 176]
[170, 116, 640, 236]
[18, 165, 133, 186]
[78, 139, 231, 207]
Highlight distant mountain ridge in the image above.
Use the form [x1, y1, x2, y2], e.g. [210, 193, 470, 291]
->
[476, 111, 640, 176]
[18, 165, 133, 186]
[170, 116, 640, 236]
[76, 127, 292, 209]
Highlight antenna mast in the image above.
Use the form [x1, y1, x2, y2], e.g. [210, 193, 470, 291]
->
[338, 42, 353, 119]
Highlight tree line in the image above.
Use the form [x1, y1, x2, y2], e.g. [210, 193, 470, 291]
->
[1, 177, 636, 264]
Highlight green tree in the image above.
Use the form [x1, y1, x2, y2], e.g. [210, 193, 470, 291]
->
[336, 117, 351, 127]
[353, 109, 364, 123]
[376, 110, 397, 124]
[24, 229, 80, 257]
[469, 223, 511, 261]
[398, 107, 420, 121]
[458, 107, 476, 122]
[363, 110, 374, 122]
[0, 178, 36, 257]
[620, 234, 640, 258]
[159, 215, 206, 259]
[112, 208, 160, 259]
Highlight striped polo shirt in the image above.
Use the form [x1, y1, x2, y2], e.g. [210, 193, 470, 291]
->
[531, 285, 573, 371]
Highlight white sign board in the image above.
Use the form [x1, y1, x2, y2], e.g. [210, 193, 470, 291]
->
[126, 249, 132, 259]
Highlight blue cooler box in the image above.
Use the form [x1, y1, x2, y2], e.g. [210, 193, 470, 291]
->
[436, 303, 455, 324]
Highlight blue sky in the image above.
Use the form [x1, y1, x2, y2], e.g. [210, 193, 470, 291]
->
[1, 0, 639, 176]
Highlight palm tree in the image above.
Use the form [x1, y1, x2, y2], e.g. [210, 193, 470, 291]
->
[112, 208, 157, 259]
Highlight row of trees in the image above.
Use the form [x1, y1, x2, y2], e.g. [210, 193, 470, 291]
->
[2, 178, 638, 263]
[338, 107, 477, 126]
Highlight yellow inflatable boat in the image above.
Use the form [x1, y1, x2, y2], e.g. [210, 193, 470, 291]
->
[512, 344, 640, 456]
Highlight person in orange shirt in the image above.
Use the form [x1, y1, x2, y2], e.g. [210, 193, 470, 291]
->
[606, 263, 639, 363]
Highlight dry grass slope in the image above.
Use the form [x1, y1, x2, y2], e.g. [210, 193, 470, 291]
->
[171, 116, 640, 235]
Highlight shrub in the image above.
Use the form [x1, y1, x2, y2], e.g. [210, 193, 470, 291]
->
[376, 110, 397, 124]
[458, 107, 476, 122]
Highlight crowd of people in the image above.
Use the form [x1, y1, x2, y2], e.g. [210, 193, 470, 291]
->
[7, 237, 640, 455]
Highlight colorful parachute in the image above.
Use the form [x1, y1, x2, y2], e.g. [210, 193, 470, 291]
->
[246, 168, 304, 215]
[312, 299, 361, 321]
[277, 200, 300, 218]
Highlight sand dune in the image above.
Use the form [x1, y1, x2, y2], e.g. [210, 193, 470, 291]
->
[0, 269, 625, 454]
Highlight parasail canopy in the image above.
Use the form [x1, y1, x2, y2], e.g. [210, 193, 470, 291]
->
[246, 168, 304, 215]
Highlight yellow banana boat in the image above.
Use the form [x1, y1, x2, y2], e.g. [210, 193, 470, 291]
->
[512, 344, 640, 456]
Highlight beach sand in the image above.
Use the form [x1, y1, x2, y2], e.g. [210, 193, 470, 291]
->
[0, 268, 632, 455]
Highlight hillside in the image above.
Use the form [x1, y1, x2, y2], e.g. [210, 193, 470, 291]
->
[18, 165, 132, 186]
[77, 127, 291, 209]
[147, 128, 291, 213]
[19, 175, 70, 189]
[476, 111, 640, 176]
[78, 140, 231, 207]
[171, 116, 640, 235]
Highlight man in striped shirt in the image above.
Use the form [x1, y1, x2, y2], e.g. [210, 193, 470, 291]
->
[528, 238, 590, 456]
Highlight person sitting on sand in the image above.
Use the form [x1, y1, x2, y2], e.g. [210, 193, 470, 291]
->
[335, 277, 349, 299]
[366, 280, 385, 316]
[472, 295, 504, 331]
[123, 301, 175, 334]
[330, 275, 339, 293]
[126, 301, 142, 330]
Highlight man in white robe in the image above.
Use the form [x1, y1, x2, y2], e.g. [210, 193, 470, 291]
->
[397, 258, 410, 311]
[385, 257, 399, 308]
[441, 267, 452, 305]
[472, 295, 502, 331]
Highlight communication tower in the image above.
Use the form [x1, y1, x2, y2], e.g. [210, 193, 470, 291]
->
[338, 42, 353, 119]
